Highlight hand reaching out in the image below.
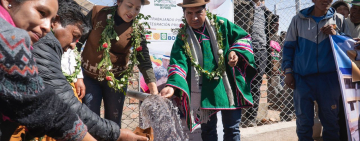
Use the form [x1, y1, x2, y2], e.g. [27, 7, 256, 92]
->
[118, 129, 149, 141]
[160, 86, 175, 98]
[228, 51, 238, 67]
[75, 78, 86, 99]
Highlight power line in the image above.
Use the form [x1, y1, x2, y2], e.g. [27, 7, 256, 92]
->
[275, 2, 312, 11]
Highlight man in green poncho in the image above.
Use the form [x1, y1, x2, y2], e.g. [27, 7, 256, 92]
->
[159, 0, 257, 140]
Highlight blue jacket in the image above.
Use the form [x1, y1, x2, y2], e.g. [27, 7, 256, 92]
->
[282, 6, 350, 76]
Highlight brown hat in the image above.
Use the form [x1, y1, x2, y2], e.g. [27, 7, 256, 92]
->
[143, 0, 150, 5]
[177, 0, 210, 7]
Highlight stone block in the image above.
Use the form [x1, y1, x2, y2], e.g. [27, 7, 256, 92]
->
[259, 98, 267, 104]
[256, 102, 269, 121]
[260, 86, 267, 91]
[262, 80, 268, 85]
[261, 91, 267, 98]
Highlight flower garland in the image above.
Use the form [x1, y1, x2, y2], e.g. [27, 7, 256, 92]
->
[96, 6, 151, 92]
[62, 47, 82, 84]
[51, 28, 82, 84]
[177, 12, 225, 80]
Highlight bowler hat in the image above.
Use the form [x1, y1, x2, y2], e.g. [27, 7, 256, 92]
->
[177, 0, 210, 7]
[143, 0, 150, 5]
[345, 0, 360, 6]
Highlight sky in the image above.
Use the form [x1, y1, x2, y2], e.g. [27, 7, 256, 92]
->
[265, 0, 314, 34]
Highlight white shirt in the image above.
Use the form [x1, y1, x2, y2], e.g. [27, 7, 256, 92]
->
[61, 49, 84, 82]
[345, 18, 360, 38]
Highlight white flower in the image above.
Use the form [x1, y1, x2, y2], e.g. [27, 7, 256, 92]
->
[211, 19, 215, 25]
[107, 66, 112, 70]
[214, 76, 219, 80]
[109, 81, 114, 86]
[218, 49, 223, 55]
[107, 14, 112, 19]
[219, 20, 224, 24]
[127, 60, 132, 66]
[73, 78, 78, 83]
[119, 84, 124, 87]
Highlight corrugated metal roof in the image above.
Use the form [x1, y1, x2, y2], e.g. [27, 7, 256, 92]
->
[74, 0, 95, 14]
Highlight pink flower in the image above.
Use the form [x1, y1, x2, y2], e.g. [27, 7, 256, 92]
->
[106, 76, 112, 81]
[182, 34, 185, 38]
[136, 46, 143, 52]
[102, 43, 108, 48]
[179, 23, 184, 28]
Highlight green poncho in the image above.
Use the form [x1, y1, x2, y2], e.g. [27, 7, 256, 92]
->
[166, 16, 257, 131]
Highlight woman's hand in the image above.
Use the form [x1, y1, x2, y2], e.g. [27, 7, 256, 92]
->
[147, 82, 158, 95]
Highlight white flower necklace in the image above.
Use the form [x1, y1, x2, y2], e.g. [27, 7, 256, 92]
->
[177, 12, 225, 80]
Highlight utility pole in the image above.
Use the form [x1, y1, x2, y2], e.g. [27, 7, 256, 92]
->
[295, 0, 301, 14]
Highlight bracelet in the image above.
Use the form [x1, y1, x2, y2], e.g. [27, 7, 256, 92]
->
[284, 68, 293, 74]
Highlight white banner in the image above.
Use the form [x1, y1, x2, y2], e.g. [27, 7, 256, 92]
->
[140, 0, 183, 55]
[140, 0, 234, 55]
[330, 35, 360, 141]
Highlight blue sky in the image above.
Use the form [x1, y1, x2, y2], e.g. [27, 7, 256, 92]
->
[88, 0, 114, 6]
[266, 0, 314, 33]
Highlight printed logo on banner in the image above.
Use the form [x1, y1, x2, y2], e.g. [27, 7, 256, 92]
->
[161, 33, 167, 40]
[145, 34, 152, 40]
[153, 33, 160, 40]
[154, 0, 176, 10]
[168, 36, 176, 40]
